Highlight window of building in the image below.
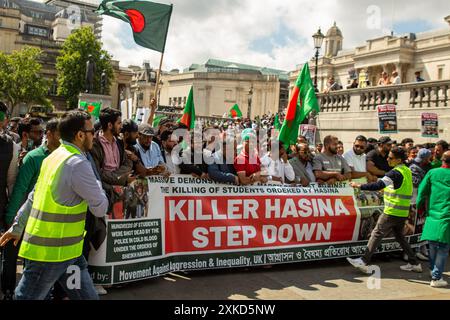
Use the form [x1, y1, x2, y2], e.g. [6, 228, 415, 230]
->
[169, 98, 172, 106]
[0, 19, 2, 27]
[178, 97, 182, 106]
[183, 96, 187, 106]
[225, 89, 233, 101]
[27, 25, 48, 37]
[437, 65, 444, 80]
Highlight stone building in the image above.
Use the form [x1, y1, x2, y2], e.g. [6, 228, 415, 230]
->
[292, 16, 450, 147]
[158, 59, 289, 119]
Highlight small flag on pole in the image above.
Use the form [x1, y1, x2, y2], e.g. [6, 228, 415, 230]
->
[228, 104, 242, 119]
[178, 87, 196, 130]
[80, 101, 102, 119]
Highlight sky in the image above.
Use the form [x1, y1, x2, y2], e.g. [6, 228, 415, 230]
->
[99, 0, 450, 72]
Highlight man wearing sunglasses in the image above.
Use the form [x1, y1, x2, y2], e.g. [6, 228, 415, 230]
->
[343, 135, 377, 183]
[0, 111, 108, 300]
[347, 147, 421, 274]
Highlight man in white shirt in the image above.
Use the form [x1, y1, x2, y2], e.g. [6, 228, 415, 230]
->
[343, 135, 377, 183]
[261, 141, 295, 184]
[391, 71, 401, 85]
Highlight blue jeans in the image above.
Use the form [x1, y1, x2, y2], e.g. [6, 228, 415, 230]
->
[15, 255, 98, 300]
[428, 241, 449, 281]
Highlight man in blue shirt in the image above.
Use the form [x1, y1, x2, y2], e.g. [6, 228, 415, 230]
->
[134, 124, 165, 170]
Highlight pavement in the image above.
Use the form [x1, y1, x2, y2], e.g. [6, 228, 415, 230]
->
[2, 255, 450, 300]
[102, 255, 450, 300]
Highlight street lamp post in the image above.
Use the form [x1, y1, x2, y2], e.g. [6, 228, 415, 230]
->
[247, 86, 253, 119]
[312, 28, 325, 92]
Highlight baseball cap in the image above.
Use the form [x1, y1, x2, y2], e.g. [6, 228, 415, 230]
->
[138, 123, 155, 136]
[415, 148, 432, 163]
[378, 136, 393, 145]
[121, 119, 138, 133]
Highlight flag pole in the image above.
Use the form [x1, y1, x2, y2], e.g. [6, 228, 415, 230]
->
[148, 51, 164, 125]
[147, 3, 173, 126]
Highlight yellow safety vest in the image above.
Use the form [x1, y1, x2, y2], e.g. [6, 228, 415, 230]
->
[19, 144, 88, 262]
[383, 164, 413, 218]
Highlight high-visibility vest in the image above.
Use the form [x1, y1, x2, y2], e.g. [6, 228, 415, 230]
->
[383, 164, 413, 218]
[19, 144, 88, 262]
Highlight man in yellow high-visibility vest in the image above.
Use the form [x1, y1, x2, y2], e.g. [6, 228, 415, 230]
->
[0, 111, 108, 300]
[347, 147, 422, 274]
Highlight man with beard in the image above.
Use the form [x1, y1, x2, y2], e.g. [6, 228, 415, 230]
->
[135, 124, 165, 171]
[121, 119, 146, 177]
[431, 140, 449, 169]
[343, 135, 377, 183]
[290, 143, 316, 186]
[367, 136, 394, 178]
[0, 111, 108, 300]
[313, 135, 351, 185]
[160, 130, 181, 174]
[17, 118, 44, 164]
[90, 108, 134, 191]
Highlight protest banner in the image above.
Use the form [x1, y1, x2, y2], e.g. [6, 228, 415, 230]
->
[421, 113, 439, 138]
[300, 124, 317, 146]
[88, 177, 422, 285]
[378, 104, 398, 134]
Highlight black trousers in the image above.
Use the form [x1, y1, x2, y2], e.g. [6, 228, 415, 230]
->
[0, 240, 20, 296]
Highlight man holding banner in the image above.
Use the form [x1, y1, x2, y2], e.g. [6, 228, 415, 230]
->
[347, 147, 422, 274]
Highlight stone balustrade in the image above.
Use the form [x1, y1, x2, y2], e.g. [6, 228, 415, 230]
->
[317, 80, 450, 111]
[315, 79, 450, 147]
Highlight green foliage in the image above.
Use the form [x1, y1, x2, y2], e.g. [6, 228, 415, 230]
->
[56, 26, 115, 109]
[0, 46, 50, 115]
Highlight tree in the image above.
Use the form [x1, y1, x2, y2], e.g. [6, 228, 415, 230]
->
[56, 26, 114, 109]
[0, 46, 51, 116]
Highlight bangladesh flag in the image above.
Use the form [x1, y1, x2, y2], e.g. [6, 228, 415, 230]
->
[228, 104, 242, 119]
[96, 0, 173, 53]
[274, 113, 282, 131]
[80, 101, 102, 119]
[178, 87, 195, 129]
[279, 63, 320, 147]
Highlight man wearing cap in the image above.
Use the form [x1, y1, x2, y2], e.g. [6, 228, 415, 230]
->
[153, 118, 174, 148]
[367, 136, 394, 178]
[135, 124, 166, 173]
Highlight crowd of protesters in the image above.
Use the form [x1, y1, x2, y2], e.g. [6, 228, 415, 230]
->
[0, 98, 449, 299]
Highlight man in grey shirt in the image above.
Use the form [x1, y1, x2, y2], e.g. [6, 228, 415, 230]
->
[313, 135, 352, 185]
[290, 143, 316, 186]
[0, 111, 108, 300]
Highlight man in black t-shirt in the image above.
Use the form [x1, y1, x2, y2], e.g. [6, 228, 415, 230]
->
[367, 136, 393, 178]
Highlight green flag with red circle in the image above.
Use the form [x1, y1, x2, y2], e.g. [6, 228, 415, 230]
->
[228, 104, 242, 119]
[80, 101, 102, 119]
[96, 0, 173, 53]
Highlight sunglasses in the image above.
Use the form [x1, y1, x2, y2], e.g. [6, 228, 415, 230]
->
[354, 145, 366, 150]
[82, 128, 95, 134]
